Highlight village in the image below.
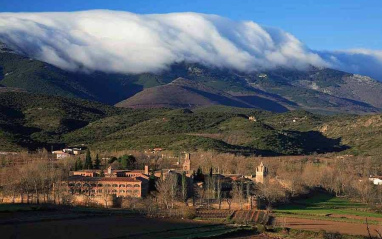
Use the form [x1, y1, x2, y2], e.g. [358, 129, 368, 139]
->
[3, 146, 382, 238]
[53, 149, 272, 211]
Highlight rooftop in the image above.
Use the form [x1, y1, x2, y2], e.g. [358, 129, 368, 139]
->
[68, 176, 141, 182]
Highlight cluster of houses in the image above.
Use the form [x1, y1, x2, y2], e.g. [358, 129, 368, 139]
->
[52, 146, 87, 159]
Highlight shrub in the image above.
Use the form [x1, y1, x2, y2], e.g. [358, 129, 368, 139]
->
[183, 208, 197, 219]
[257, 224, 266, 233]
[322, 231, 342, 239]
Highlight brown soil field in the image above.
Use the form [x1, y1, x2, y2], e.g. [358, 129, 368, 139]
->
[280, 217, 382, 237]
[0, 210, 218, 239]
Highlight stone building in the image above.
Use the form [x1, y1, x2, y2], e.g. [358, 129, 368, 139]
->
[255, 162, 268, 184]
[65, 176, 149, 198]
[67, 165, 151, 203]
[182, 153, 191, 174]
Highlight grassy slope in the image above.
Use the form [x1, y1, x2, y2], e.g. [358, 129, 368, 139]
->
[275, 192, 382, 226]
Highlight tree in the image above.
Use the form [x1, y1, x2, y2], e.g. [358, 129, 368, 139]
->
[84, 149, 93, 169]
[119, 155, 136, 169]
[121, 157, 129, 169]
[74, 158, 83, 171]
[232, 182, 245, 209]
[225, 191, 233, 210]
[149, 170, 156, 192]
[216, 177, 222, 209]
[156, 173, 178, 209]
[94, 154, 101, 169]
[181, 171, 187, 203]
[195, 166, 204, 182]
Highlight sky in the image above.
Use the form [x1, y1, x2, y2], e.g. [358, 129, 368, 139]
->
[0, 0, 381, 51]
[0, 1, 381, 81]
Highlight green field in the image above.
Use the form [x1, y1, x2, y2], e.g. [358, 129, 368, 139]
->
[274, 192, 382, 224]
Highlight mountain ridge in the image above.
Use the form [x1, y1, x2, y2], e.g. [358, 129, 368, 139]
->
[1, 42, 382, 114]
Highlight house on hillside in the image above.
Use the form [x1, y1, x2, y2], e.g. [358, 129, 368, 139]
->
[369, 176, 382, 185]
[52, 151, 71, 159]
[249, 116, 257, 122]
[52, 146, 87, 159]
[63, 146, 86, 155]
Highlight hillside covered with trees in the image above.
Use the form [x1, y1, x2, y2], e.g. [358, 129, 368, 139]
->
[1, 91, 382, 156]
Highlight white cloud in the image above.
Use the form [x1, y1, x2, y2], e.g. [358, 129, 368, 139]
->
[318, 49, 382, 81]
[0, 10, 381, 80]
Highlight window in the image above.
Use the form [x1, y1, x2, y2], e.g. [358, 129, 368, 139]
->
[97, 189, 102, 193]
[134, 184, 140, 187]
[83, 183, 90, 187]
[69, 183, 75, 187]
[91, 183, 97, 187]
[127, 190, 132, 193]
[133, 190, 139, 193]
[112, 184, 118, 187]
[119, 190, 125, 193]
[75, 183, 81, 187]
[105, 184, 111, 187]
[119, 184, 125, 187]
[112, 189, 117, 193]
[126, 184, 132, 187]
[97, 184, 103, 187]
[91, 190, 96, 193]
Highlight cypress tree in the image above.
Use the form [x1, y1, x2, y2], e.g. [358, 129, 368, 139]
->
[75, 158, 83, 170]
[181, 171, 187, 202]
[94, 154, 101, 169]
[84, 149, 93, 169]
[74, 159, 78, 171]
[149, 170, 156, 192]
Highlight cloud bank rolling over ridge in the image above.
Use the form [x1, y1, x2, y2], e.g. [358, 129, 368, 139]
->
[0, 10, 381, 80]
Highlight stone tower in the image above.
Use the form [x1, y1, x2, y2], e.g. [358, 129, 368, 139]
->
[182, 153, 191, 174]
[255, 162, 268, 184]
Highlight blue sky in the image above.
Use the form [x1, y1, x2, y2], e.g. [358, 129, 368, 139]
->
[0, 0, 381, 51]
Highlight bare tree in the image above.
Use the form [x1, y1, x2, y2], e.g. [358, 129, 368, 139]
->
[156, 173, 178, 209]
[216, 177, 222, 209]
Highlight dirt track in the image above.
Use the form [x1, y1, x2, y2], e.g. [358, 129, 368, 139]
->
[280, 217, 382, 237]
